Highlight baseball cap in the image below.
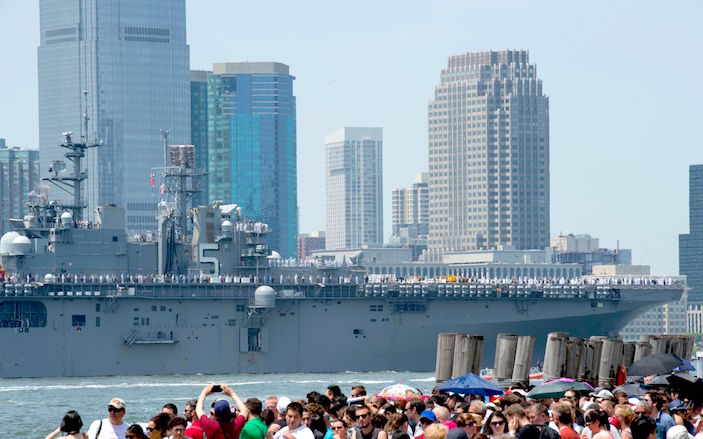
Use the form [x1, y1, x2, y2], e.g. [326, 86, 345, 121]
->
[420, 410, 437, 422]
[277, 396, 292, 414]
[668, 400, 688, 412]
[667, 425, 693, 439]
[108, 398, 126, 410]
[214, 399, 231, 417]
[594, 389, 614, 399]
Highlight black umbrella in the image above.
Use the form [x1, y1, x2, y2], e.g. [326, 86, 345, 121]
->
[628, 353, 691, 377]
[647, 374, 673, 386]
[666, 373, 703, 400]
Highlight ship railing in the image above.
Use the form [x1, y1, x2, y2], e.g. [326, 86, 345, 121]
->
[0, 275, 683, 300]
[361, 282, 630, 301]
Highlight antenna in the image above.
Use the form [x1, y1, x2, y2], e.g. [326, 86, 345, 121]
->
[81, 90, 89, 143]
[42, 92, 100, 222]
[160, 129, 170, 167]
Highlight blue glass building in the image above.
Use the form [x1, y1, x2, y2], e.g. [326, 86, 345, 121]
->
[190, 70, 210, 207]
[680, 165, 703, 303]
[208, 63, 297, 258]
[38, 0, 190, 232]
[0, 140, 40, 235]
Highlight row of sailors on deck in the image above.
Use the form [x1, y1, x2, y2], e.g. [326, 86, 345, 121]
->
[4, 272, 681, 287]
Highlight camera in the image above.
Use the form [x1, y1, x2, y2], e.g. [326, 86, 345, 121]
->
[211, 385, 222, 393]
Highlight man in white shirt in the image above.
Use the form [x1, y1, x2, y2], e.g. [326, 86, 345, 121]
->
[87, 397, 130, 439]
[274, 402, 314, 439]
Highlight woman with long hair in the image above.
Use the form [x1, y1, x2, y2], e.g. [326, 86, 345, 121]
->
[615, 404, 635, 439]
[147, 412, 171, 439]
[384, 413, 409, 439]
[456, 413, 482, 438]
[45, 410, 87, 439]
[125, 425, 149, 439]
[584, 408, 614, 439]
[483, 411, 509, 438]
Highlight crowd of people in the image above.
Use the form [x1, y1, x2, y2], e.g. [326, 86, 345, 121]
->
[44, 382, 703, 439]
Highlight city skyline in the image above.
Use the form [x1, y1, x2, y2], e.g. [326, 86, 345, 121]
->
[1, 1, 702, 273]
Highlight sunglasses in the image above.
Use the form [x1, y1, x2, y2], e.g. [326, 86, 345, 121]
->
[332, 426, 346, 431]
[108, 406, 123, 413]
[357, 413, 370, 419]
[173, 427, 186, 432]
[146, 427, 155, 432]
[491, 421, 505, 427]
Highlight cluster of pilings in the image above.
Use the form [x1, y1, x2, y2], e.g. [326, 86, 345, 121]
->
[492, 334, 536, 387]
[435, 332, 695, 387]
[543, 333, 695, 387]
[435, 333, 484, 382]
[637, 335, 695, 360]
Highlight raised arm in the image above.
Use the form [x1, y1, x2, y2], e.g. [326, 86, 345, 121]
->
[196, 384, 215, 419]
[223, 385, 248, 418]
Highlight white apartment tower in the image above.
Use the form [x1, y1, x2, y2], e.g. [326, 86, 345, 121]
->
[428, 50, 549, 253]
[325, 127, 383, 250]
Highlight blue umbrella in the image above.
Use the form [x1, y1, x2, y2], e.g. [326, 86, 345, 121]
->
[439, 373, 504, 396]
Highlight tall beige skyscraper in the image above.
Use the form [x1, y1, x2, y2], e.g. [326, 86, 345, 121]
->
[428, 50, 549, 253]
[325, 127, 383, 250]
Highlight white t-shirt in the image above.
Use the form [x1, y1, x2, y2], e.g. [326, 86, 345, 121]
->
[87, 418, 130, 439]
[274, 424, 315, 439]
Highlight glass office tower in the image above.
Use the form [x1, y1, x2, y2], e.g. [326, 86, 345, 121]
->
[190, 70, 209, 207]
[208, 62, 297, 258]
[680, 165, 703, 303]
[38, 0, 190, 232]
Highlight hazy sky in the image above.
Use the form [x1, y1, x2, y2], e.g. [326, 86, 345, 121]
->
[1, 1, 702, 275]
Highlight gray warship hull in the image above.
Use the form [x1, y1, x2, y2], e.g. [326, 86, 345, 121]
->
[0, 281, 682, 377]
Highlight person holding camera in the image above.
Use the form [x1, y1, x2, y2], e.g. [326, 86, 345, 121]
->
[195, 384, 249, 439]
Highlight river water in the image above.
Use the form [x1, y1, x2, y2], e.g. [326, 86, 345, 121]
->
[0, 371, 435, 438]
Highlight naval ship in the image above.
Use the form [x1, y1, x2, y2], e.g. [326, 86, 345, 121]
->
[0, 133, 684, 378]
